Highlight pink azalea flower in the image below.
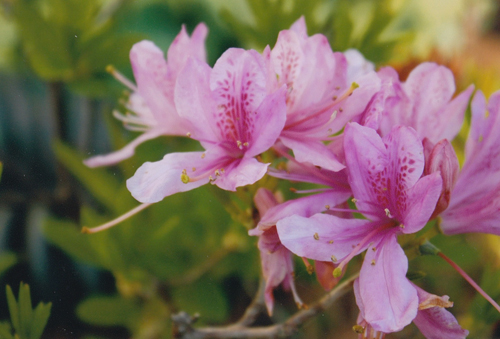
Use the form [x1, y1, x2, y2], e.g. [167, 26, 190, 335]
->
[276, 123, 442, 332]
[440, 89, 500, 235]
[270, 17, 380, 171]
[250, 184, 351, 315]
[354, 281, 468, 339]
[126, 48, 287, 203]
[84, 24, 208, 167]
[362, 63, 473, 143]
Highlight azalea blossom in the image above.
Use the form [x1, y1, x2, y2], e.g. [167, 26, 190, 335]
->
[361, 63, 473, 143]
[276, 123, 442, 332]
[353, 281, 468, 339]
[269, 17, 380, 171]
[126, 48, 287, 203]
[440, 89, 500, 235]
[84, 24, 208, 167]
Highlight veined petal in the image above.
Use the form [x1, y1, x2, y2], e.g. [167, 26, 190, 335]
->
[344, 49, 375, 84]
[289, 16, 308, 40]
[441, 90, 500, 234]
[413, 285, 468, 339]
[280, 136, 345, 172]
[175, 57, 220, 143]
[210, 48, 268, 147]
[246, 86, 287, 157]
[84, 129, 163, 168]
[167, 23, 208, 79]
[130, 41, 188, 134]
[326, 71, 381, 135]
[126, 151, 219, 203]
[255, 191, 352, 232]
[402, 172, 442, 233]
[213, 157, 268, 191]
[344, 122, 388, 217]
[357, 233, 418, 333]
[276, 213, 373, 262]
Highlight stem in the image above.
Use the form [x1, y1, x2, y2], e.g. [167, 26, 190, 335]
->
[171, 273, 358, 339]
[438, 251, 500, 313]
[82, 203, 152, 233]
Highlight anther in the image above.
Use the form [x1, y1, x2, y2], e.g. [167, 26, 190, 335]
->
[371, 260, 376, 266]
[215, 170, 220, 176]
[243, 142, 249, 147]
[332, 96, 338, 100]
[325, 205, 330, 210]
[352, 198, 357, 203]
[313, 233, 319, 240]
[329, 240, 334, 244]
[352, 325, 364, 334]
[237, 140, 243, 149]
[192, 167, 196, 172]
[399, 224, 405, 229]
[186, 132, 192, 137]
[201, 153, 206, 159]
[331, 255, 337, 262]
[181, 169, 189, 184]
[384, 208, 393, 218]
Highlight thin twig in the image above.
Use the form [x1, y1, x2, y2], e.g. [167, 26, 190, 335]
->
[233, 278, 266, 328]
[172, 274, 358, 339]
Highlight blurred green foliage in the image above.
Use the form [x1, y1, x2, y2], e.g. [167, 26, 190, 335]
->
[0, 283, 51, 339]
[1, 0, 498, 338]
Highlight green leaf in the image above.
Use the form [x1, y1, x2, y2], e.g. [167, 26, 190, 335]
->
[53, 141, 121, 212]
[0, 321, 14, 339]
[76, 296, 140, 327]
[43, 217, 102, 267]
[29, 302, 52, 339]
[13, 2, 74, 80]
[5, 286, 20, 335]
[5, 283, 51, 339]
[171, 277, 228, 323]
[0, 252, 17, 278]
[18, 284, 33, 339]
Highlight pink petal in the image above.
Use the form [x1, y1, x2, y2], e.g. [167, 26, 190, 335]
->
[126, 151, 219, 203]
[246, 86, 287, 157]
[174, 57, 220, 143]
[441, 90, 500, 234]
[402, 172, 442, 233]
[280, 136, 345, 171]
[130, 41, 188, 134]
[413, 285, 468, 339]
[167, 23, 208, 79]
[84, 130, 163, 168]
[276, 213, 373, 262]
[289, 16, 308, 40]
[357, 233, 418, 333]
[344, 49, 375, 84]
[344, 122, 388, 218]
[424, 139, 459, 217]
[256, 191, 352, 232]
[258, 227, 294, 315]
[213, 157, 268, 191]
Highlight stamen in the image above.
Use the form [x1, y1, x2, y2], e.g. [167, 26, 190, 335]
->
[106, 65, 137, 91]
[285, 82, 359, 129]
[302, 257, 314, 274]
[333, 222, 394, 277]
[82, 203, 152, 234]
[290, 188, 331, 194]
[438, 251, 500, 314]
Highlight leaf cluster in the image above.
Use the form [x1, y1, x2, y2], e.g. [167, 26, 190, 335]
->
[0, 283, 51, 339]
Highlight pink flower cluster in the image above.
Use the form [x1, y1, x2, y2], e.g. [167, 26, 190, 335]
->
[86, 17, 500, 338]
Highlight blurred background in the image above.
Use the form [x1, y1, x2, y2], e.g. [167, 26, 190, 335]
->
[1, 0, 500, 338]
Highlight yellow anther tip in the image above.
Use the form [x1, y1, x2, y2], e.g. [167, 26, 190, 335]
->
[181, 173, 190, 184]
[105, 65, 115, 73]
[81, 227, 91, 234]
[351, 82, 359, 89]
